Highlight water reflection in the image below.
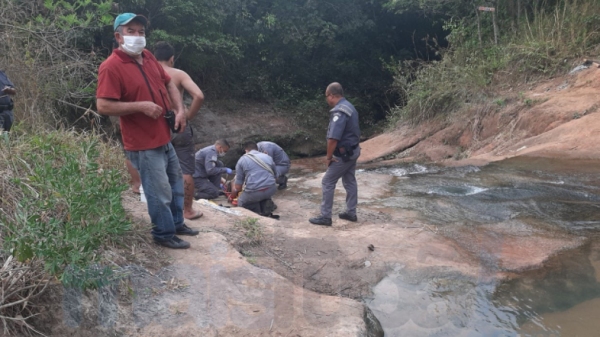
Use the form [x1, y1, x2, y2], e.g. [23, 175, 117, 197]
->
[427, 185, 488, 196]
[372, 159, 600, 230]
[366, 158, 600, 336]
[499, 242, 600, 335]
[367, 267, 524, 336]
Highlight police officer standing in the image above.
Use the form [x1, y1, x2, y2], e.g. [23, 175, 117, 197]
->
[193, 139, 232, 200]
[258, 141, 291, 189]
[0, 70, 16, 132]
[309, 82, 360, 226]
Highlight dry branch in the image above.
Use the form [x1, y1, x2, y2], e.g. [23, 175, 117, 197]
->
[0, 255, 49, 336]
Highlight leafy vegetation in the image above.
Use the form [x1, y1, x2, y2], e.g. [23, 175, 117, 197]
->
[0, 0, 112, 132]
[102, 0, 448, 127]
[387, 0, 600, 124]
[0, 130, 130, 282]
[0, 1, 137, 333]
[0, 128, 131, 335]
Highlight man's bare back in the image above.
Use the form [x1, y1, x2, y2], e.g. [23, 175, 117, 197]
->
[160, 65, 204, 120]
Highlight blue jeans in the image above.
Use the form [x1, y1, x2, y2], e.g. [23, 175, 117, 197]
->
[126, 143, 184, 241]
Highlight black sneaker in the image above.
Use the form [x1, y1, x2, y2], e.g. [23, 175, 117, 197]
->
[309, 216, 332, 226]
[260, 199, 276, 215]
[338, 212, 357, 222]
[154, 236, 190, 249]
[278, 176, 288, 190]
[176, 224, 199, 236]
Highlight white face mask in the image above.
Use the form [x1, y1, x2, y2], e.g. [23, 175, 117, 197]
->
[218, 151, 226, 158]
[121, 36, 146, 55]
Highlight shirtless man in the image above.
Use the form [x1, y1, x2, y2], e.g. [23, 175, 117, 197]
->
[154, 41, 205, 220]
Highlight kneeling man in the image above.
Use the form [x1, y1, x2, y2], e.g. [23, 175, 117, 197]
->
[229, 141, 278, 216]
[193, 139, 232, 200]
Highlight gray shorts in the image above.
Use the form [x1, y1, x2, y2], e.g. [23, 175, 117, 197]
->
[171, 124, 195, 175]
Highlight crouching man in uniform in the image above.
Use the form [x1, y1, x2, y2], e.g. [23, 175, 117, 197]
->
[229, 141, 278, 217]
[258, 141, 291, 190]
[193, 139, 232, 199]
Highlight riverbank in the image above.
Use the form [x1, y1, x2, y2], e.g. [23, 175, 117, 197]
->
[44, 158, 600, 336]
[38, 65, 600, 336]
[359, 63, 600, 167]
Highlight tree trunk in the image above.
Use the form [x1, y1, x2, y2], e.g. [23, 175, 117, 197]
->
[476, 7, 482, 48]
[492, 0, 499, 45]
[506, 0, 515, 33]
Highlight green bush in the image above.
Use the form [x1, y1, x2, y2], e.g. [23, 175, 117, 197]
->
[387, 0, 600, 126]
[0, 130, 130, 288]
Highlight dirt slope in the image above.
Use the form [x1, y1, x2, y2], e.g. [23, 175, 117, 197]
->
[359, 64, 600, 166]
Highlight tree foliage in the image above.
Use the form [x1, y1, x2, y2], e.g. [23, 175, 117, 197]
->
[101, 0, 447, 125]
[387, 0, 600, 124]
[0, 0, 112, 130]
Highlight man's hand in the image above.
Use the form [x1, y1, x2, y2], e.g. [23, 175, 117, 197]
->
[174, 109, 186, 133]
[2, 86, 16, 95]
[229, 183, 243, 201]
[139, 102, 163, 119]
[325, 138, 338, 166]
[229, 188, 239, 200]
[325, 156, 338, 166]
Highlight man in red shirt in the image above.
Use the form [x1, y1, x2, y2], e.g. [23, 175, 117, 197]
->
[96, 13, 198, 249]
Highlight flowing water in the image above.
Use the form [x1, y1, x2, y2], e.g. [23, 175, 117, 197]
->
[364, 158, 600, 336]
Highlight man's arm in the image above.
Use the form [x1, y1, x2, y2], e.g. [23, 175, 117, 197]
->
[205, 154, 227, 176]
[180, 72, 204, 120]
[166, 80, 186, 132]
[270, 160, 279, 179]
[96, 98, 163, 118]
[325, 138, 338, 165]
[324, 111, 347, 165]
[2, 87, 16, 96]
[231, 160, 245, 199]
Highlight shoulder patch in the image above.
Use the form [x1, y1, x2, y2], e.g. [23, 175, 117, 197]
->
[333, 115, 339, 122]
[211, 155, 217, 161]
[337, 104, 353, 117]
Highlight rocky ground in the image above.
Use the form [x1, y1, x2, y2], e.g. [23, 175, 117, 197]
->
[359, 63, 600, 166]
[40, 64, 600, 336]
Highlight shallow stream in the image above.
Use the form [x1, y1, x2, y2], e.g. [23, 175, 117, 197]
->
[364, 158, 600, 336]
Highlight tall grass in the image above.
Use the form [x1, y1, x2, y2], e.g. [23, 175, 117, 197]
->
[0, 128, 132, 335]
[0, 0, 106, 132]
[0, 129, 130, 285]
[389, 0, 600, 124]
[525, 0, 600, 54]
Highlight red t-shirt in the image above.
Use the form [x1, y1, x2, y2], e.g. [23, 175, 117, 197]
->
[97, 49, 172, 151]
